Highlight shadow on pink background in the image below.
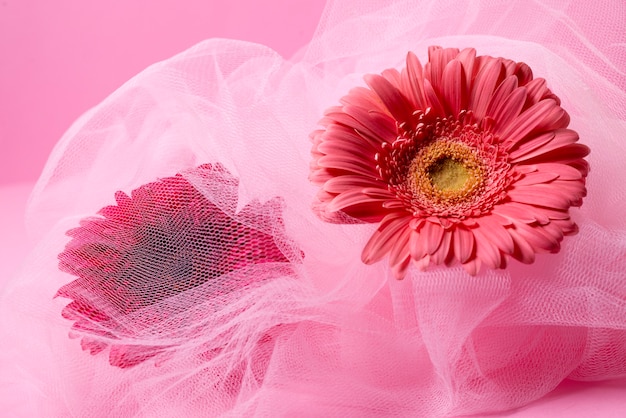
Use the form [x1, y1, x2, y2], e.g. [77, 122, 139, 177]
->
[0, 0, 325, 185]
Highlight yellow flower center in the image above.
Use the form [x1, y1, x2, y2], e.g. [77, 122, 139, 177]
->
[409, 140, 485, 206]
[428, 158, 470, 191]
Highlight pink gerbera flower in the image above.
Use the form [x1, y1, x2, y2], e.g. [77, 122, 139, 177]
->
[57, 163, 291, 368]
[311, 46, 589, 278]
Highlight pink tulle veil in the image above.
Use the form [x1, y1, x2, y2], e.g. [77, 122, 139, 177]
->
[1, 0, 625, 416]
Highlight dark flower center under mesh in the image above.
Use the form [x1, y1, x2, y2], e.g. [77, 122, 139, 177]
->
[112, 218, 280, 313]
[59, 183, 289, 316]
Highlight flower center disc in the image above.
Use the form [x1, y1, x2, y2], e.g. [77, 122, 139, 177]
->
[410, 140, 485, 206]
[428, 158, 470, 192]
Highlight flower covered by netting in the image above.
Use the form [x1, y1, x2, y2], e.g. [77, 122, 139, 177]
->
[311, 46, 589, 278]
[1, 0, 625, 417]
[56, 163, 293, 368]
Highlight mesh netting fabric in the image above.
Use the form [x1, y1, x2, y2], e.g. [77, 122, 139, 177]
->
[1, 0, 625, 416]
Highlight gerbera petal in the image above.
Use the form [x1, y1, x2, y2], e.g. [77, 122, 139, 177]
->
[507, 227, 536, 264]
[323, 109, 396, 145]
[509, 129, 580, 162]
[340, 86, 382, 108]
[364, 74, 416, 125]
[427, 46, 461, 94]
[322, 175, 388, 194]
[512, 171, 560, 186]
[542, 220, 566, 241]
[109, 345, 164, 369]
[507, 185, 572, 210]
[548, 180, 587, 205]
[487, 83, 527, 133]
[492, 202, 544, 224]
[513, 221, 560, 252]
[530, 163, 583, 180]
[485, 74, 517, 104]
[456, 48, 477, 88]
[524, 78, 553, 106]
[60, 299, 111, 322]
[409, 229, 427, 260]
[471, 226, 504, 269]
[327, 200, 388, 223]
[406, 51, 427, 108]
[550, 218, 579, 236]
[382, 68, 403, 89]
[327, 190, 387, 213]
[461, 257, 482, 275]
[362, 187, 404, 200]
[383, 199, 410, 210]
[423, 78, 446, 117]
[430, 230, 452, 265]
[569, 159, 590, 177]
[392, 256, 412, 280]
[499, 98, 560, 144]
[81, 338, 108, 355]
[316, 154, 379, 177]
[453, 226, 475, 264]
[362, 214, 412, 264]
[505, 201, 573, 224]
[389, 227, 413, 277]
[113, 190, 132, 208]
[534, 104, 570, 132]
[507, 131, 554, 161]
[475, 217, 515, 255]
[316, 130, 378, 158]
[420, 220, 445, 255]
[532, 206, 571, 221]
[513, 62, 534, 87]
[442, 59, 467, 116]
[414, 254, 432, 271]
[470, 58, 504, 120]
[517, 143, 590, 165]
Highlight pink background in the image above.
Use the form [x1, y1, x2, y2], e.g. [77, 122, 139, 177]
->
[0, 0, 324, 185]
[1, 1, 625, 416]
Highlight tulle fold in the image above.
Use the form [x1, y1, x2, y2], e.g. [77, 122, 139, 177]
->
[2, 0, 626, 416]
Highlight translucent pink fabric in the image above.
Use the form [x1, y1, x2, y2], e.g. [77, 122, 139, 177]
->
[1, 0, 625, 416]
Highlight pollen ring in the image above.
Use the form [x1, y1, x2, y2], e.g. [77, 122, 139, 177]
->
[409, 140, 485, 206]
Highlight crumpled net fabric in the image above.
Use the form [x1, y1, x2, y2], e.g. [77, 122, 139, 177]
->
[1, 0, 625, 416]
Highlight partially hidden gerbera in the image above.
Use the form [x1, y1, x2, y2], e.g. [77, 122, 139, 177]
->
[310, 46, 589, 278]
[57, 163, 292, 368]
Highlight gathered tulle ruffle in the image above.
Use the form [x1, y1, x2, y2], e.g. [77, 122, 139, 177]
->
[1, 0, 626, 416]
